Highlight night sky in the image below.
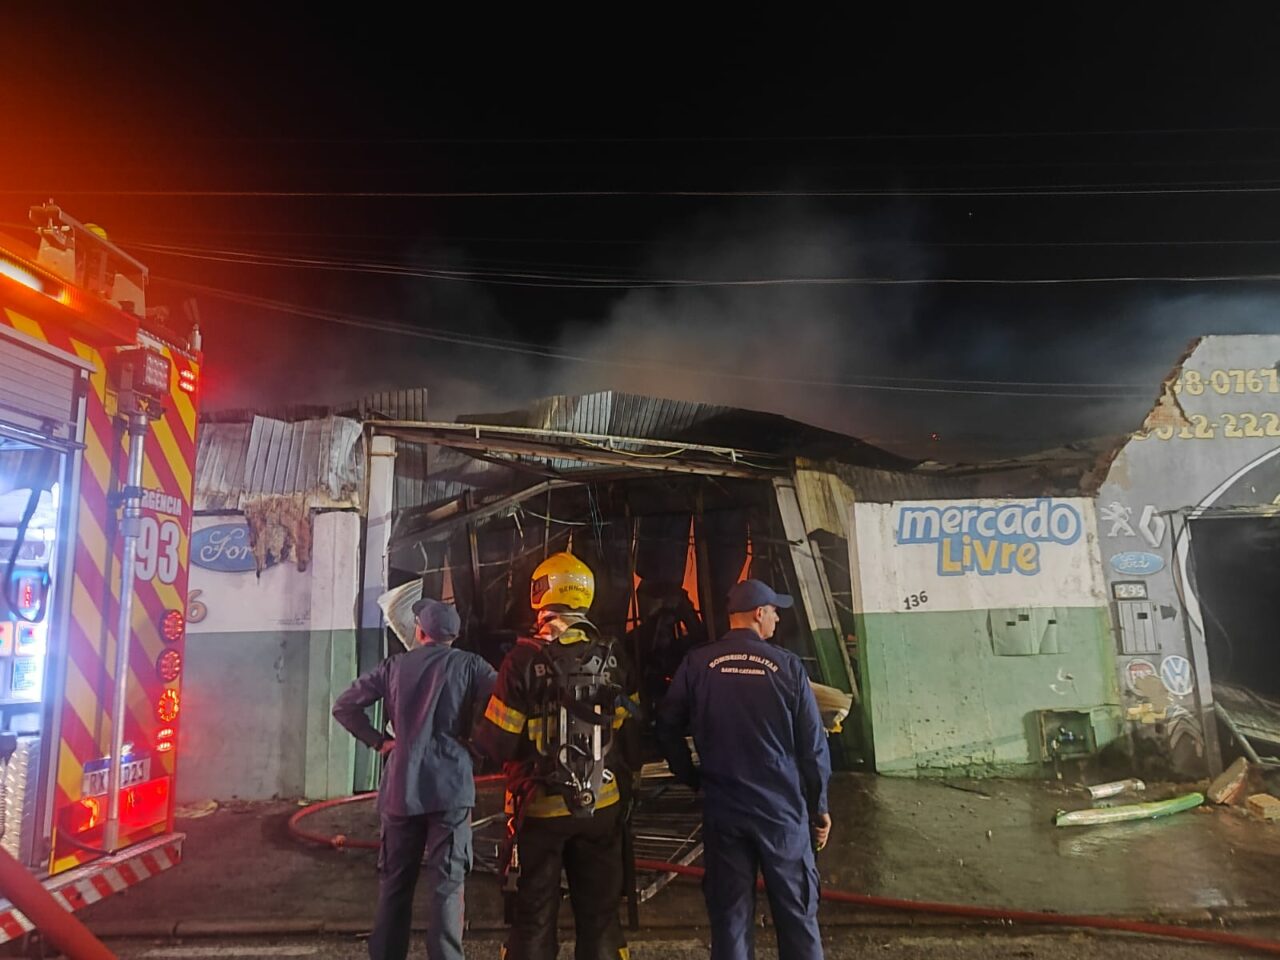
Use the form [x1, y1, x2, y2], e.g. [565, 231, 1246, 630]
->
[4, 9, 1280, 459]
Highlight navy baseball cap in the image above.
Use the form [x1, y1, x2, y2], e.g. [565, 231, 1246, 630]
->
[726, 579, 794, 614]
[412, 598, 461, 640]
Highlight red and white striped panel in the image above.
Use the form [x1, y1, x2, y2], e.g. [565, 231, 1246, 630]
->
[0, 833, 183, 944]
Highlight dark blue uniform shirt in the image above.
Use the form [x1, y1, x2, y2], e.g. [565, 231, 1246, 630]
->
[656, 629, 831, 828]
[333, 642, 496, 816]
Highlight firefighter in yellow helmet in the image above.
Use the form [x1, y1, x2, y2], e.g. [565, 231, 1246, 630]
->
[474, 552, 637, 960]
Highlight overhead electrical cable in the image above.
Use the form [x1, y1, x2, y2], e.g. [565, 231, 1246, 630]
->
[136, 241, 1280, 290]
[16, 177, 1280, 198]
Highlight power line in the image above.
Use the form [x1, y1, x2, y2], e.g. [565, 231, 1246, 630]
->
[16, 178, 1280, 199]
[14, 125, 1280, 144]
[137, 241, 1280, 290]
[163, 278, 1152, 399]
[111, 228, 1280, 250]
[28, 221, 1280, 251]
[19, 220, 1280, 254]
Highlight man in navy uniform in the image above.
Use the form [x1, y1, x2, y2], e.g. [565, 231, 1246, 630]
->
[334, 597, 496, 960]
[656, 579, 832, 960]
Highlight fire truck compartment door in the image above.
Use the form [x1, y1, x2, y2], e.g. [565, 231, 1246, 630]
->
[0, 324, 92, 441]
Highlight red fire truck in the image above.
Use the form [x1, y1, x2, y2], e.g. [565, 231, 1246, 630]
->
[0, 203, 198, 942]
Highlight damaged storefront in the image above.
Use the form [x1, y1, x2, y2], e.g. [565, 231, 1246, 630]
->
[1096, 334, 1280, 777]
[181, 345, 1280, 801]
[181, 415, 364, 801]
[372, 394, 904, 772]
[780, 460, 1124, 778]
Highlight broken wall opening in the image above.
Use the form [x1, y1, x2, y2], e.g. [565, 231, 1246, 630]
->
[1190, 514, 1280, 764]
[389, 471, 862, 766]
[1190, 515, 1280, 699]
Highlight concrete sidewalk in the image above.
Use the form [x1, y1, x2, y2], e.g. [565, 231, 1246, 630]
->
[79, 773, 1280, 938]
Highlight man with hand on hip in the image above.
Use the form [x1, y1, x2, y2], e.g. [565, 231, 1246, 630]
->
[334, 597, 496, 960]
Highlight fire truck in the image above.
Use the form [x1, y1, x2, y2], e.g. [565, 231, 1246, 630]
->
[0, 203, 198, 942]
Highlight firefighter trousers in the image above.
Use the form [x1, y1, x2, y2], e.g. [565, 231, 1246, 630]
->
[702, 817, 823, 960]
[369, 807, 472, 960]
[504, 803, 628, 960]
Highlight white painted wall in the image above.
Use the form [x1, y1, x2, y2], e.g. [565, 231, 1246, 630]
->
[178, 511, 361, 801]
[187, 512, 359, 634]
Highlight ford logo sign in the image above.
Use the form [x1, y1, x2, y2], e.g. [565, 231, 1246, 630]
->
[190, 523, 260, 573]
[1109, 551, 1165, 577]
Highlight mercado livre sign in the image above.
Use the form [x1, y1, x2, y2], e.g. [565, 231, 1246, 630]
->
[895, 499, 1082, 576]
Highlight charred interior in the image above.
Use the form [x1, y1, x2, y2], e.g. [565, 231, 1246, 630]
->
[389, 469, 847, 759]
[1190, 514, 1280, 763]
[1191, 515, 1280, 698]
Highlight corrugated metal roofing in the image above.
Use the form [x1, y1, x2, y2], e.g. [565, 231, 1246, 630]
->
[193, 422, 252, 510]
[358, 388, 429, 422]
[805, 435, 1123, 504]
[392, 440, 513, 512]
[463, 391, 912, 470]
[195, 415, 365, 511]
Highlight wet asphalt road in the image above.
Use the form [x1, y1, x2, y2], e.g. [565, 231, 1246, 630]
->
[101, 927, 1280, 959]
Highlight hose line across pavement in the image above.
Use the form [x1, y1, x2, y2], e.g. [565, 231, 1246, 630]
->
[287, 790, 1280, 956]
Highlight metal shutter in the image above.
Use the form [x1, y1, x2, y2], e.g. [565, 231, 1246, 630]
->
[0, 325, 91, 441]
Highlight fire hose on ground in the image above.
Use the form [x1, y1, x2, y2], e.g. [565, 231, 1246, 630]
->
[0, 846, 117, 960]
[288, 789, 1280, 957]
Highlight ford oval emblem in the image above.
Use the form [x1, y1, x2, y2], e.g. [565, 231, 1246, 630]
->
[1109, 551, 1164, 577]
[190, 523, 260, 573]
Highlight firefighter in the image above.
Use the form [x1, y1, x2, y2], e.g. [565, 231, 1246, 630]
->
[333, 598, 497, 960]
[473, 552, 636, 960]
[656, 579, 832, 960]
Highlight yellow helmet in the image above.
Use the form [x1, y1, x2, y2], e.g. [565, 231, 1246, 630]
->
[530, 552, 594, 611]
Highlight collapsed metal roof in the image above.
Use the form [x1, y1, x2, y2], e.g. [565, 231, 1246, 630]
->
[462, 391, 913, 469]
[194, 415, 364, 511]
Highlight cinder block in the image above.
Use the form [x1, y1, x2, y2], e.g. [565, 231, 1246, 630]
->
[1246, 793, 1280, 821]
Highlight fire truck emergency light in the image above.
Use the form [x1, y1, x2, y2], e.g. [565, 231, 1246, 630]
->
[178, 368, 197, 395]
[161, 609, 184, 643]
[113, 346, 171, 402]
[156, 648, 182, 682]
[156, 725, 176, 754]
[156, 688, 179, 723]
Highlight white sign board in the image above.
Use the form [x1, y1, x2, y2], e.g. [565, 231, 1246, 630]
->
[851, 497, 1106, 614]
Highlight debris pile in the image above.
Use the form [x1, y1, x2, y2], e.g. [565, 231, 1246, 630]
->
[1205, 756, 1280, 822]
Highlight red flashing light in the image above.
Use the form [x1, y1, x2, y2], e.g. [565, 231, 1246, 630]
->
[19, 579, 33, 611]
[161, 609, 184, 644]
[156, 688, 179, 723]
[178, 368, 197, 395]
[156, 726, 176, 753]
[121, 776, 170, 832]
[157, 648, 182, 682]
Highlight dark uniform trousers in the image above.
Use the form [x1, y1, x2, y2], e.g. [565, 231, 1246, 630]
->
[370, 807, 472, 960]
[505, 803, 627, 960]
[702, 818, 822, 960]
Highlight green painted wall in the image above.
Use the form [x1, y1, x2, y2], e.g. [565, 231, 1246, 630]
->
[178, 628, 357, 801]
[859, 606, 1122, 777]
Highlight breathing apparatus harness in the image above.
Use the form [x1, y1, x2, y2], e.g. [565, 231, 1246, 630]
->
[499, 611, 631, 918]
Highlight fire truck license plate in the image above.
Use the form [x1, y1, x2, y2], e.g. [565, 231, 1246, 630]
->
[81, 758, 151, 797]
